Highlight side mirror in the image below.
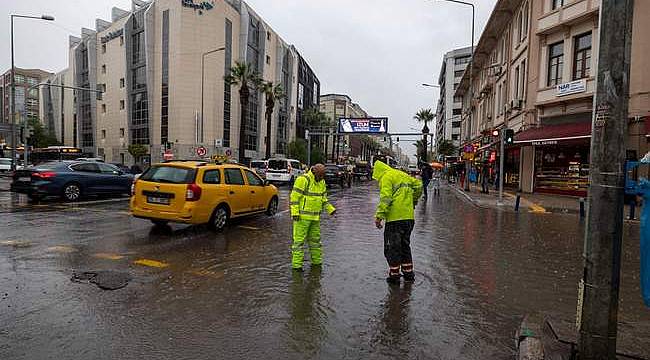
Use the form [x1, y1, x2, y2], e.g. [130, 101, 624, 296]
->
[264, 180, 270, 186]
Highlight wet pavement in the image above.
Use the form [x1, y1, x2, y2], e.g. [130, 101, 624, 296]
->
[1, 182, 649, 359]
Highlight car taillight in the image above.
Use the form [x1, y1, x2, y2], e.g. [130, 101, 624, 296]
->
[337, 172, 342, 176]
[131, 180, 137, 196]
[186, 183, 202, 201]
[33, 171, 56, 180]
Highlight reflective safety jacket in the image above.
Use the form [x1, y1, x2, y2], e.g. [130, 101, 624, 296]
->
[290, 171, 336, 221]
[373, 161, 423, 222]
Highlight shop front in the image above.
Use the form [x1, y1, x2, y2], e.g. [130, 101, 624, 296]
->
[515, 122, 592, 197]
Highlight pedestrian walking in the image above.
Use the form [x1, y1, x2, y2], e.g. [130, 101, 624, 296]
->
[481, 165, 490, 194]
[373, 161, 423, 284]
[420, 162, 434, 198]
[290, 164, 336, 271]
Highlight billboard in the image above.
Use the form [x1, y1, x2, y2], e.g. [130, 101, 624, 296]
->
[338, 117, 388, 134]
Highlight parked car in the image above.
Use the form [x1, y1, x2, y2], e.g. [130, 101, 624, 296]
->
[265, 158, 305, 184]
[324, 164, 352, 188]
[407, 164, 420, 176]
[0, 158, 12, 173]
[10, 161, 134, 201]
[250, 160, 268, 178]
[75, 157, 105, 162]
[353, 161, 372, 180]
[130, 161, 279, 231]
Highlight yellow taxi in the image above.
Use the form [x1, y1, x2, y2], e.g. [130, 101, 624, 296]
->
[130, 161, 279, 230]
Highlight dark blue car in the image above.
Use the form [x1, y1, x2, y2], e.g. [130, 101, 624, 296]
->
[11, 161, 134, 201]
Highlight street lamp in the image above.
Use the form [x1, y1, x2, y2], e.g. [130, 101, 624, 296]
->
[433, 0, 474, 191]
[421, 83, 440, 88]
[10, 14, 55, 170]
[200, 47, 225, 144]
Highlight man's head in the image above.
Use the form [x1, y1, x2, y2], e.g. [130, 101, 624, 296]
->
[312, 163, 326, 181]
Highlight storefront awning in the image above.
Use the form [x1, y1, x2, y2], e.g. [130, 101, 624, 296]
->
[514, 122, 592, 145]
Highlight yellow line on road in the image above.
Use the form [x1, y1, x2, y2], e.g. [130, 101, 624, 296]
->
[93, 253, 125, 260]
[134, 258, 169, 268]
[238, 225, 260, 230]
[1, 240, 32, 248]
[46, 245, 76, 253]
[529, 204, 547, 213]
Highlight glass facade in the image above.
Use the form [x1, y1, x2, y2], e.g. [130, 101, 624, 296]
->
[223, 18, 232, 148]
[161, 10, 169, 145]
[245, 17, 261, 152]
[130, 10, 149, 145]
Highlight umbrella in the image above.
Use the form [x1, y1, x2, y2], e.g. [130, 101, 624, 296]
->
[430, 162, 444, 169]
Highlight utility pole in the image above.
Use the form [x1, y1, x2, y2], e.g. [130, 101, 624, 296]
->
[578, 1, 634, 358]
[498, 128, 505, 205]
[305, 129, 311, 167]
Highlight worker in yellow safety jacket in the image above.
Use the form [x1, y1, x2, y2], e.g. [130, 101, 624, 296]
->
[373, 160, 423, 284]
[290, 164, 336, 271]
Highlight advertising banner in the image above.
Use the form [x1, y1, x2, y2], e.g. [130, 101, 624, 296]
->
[338, 117, 388, 134]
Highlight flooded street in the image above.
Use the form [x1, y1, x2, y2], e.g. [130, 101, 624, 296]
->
[1, 183, 649, 359]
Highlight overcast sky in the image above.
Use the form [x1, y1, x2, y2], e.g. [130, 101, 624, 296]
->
[1, 0, 497, 158]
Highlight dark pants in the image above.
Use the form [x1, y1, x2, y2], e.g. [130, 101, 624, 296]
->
[422, 177, 431, 197]
[384, 220, 415, 268]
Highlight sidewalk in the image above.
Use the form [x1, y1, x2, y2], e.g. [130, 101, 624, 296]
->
[448, 182, 640, 220]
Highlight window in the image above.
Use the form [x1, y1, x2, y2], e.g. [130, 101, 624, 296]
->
[522, 2, 529, 40]
[101, 129, 106, 139]
[452, 121, 461, 128]
[520, 60, 526, 99]
[98, 163, 120, 174]
[267, 31, 271, 40]
[552, 0, 564, 10]
[161, 10, 170, 145]
[573, 32, 592, 80]
[133, 67, 146, 90]
[203, 170, 221, 184]
[452, 109, 462, 116]
[245, 170, 263, 186]
[547, 41, 564, 86]
[101, 104, 106, 114]
[453, 96, 463, 103]
[497, 84, 503, 114]
[140, 166, 195, 184]
[101, 64, 106, 74]
[120, 100, 125, 110]
[266, 55, 271, 65]
[120, 35, 124, 46]
[224, 168, 245, 185]
[71, 163, 99, 173]
[454, 70, 464, 78]
[120, 128, 125, 137]
[452, 134, 460, 140]
[120, 78, 125, 88]
[102, 44, 106, 53]
[454, 56, 471, 65]
[514, 65, 520, 99]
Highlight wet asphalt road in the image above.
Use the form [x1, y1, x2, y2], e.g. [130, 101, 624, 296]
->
[1, 182, 649, 359]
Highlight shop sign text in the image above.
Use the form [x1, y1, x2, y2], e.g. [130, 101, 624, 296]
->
[556, 79, 587, 97]
[182, 0, 215, 14]
[532, 140, 558, 146]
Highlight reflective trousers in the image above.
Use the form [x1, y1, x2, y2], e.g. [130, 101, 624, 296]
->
[384, 220, 415, 267]
[292, 219, 322, 269]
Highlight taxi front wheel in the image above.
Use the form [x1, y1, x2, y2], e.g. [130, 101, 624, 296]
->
[266, 196, 278, 216]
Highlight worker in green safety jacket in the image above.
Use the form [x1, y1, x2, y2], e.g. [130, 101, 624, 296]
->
[373, 160, 423, 284]
[290, 163, 336, 271]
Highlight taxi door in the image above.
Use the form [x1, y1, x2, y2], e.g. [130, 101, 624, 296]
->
[223, 167, 250, 215]
[243, 168, 267, 212]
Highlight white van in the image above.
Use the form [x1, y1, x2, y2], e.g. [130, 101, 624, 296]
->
[265, 158, 305, 184]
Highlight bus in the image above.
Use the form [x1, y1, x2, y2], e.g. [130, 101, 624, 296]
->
[30, 146, 85, 164]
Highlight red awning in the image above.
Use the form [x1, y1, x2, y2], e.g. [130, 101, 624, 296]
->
[514, 122, 592, 145]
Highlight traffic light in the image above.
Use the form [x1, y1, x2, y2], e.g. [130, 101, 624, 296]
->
[505, 129, 515, 144]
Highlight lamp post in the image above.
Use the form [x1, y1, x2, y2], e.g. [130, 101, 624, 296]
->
[10, 14, 54, 170]
[200, 47, 225, 144]
[434, 0, 474, 191]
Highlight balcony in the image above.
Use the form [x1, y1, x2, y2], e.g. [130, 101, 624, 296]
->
[537, 0, 600, 35]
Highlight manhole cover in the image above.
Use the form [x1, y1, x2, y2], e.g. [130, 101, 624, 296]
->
[71, 270, 132, 290]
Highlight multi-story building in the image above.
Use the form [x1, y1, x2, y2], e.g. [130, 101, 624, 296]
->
[56, 0, 318, 165]
[435, 46, 472, 150]
[456, 0, 649, 196]
[40, 67, 75, 145]
[319, 93, 370, 161]
[0, 68, 53, 147]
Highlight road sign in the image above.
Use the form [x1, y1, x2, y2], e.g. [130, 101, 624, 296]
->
[163, 150, 173, 161]
[225, 149, 232, 157]
[196, 146, 207, 157]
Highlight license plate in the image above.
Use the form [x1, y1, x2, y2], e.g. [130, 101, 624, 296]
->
[18, 177, 31, 182]
[147, 196, 170, 205]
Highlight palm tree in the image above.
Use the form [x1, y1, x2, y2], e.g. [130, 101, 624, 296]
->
[260, 81, 284, 159]
[414, 108, 435, 162]
[225, 61, 261, 164]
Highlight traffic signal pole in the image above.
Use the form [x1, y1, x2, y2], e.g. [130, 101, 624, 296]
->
[498, 128, 505, 205]
[578, 0, 634, 358]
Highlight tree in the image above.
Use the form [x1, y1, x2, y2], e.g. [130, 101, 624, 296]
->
[225, 61, 261, 164]
[413, 108, 435, 162]
[302, 108, 330, 158]
[260, 81, 284, 159]
[128, 144, 148, 164]
[287, 139, 308, 164]
[27, 118, 59, 148]
[437, 139, 457, 157]
[310, 145, 325, 165]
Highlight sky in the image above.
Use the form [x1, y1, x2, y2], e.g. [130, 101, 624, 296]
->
[0, 0, 498, 158]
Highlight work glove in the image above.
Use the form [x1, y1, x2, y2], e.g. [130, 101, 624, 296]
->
[375, 218, 383, 229]
[292, 215, 300, 222]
